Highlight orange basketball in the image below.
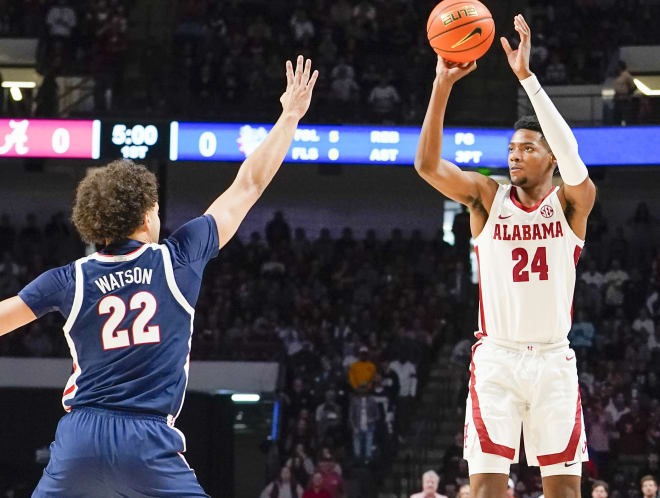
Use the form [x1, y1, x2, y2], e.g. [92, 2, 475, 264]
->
[427, 0, 495, 63]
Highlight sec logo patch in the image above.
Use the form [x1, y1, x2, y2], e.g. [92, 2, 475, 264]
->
[540, 205, 554, 218]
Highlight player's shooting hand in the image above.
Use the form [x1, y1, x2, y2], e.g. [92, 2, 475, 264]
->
[435, 56, 477, 84]
[280, 55, 319, 120]
[500, 14, 533, 80]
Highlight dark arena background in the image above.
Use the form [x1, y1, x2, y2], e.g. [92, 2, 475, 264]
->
[1, 1, 660, 497]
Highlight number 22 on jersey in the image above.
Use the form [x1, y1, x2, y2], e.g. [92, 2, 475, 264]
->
[98, 291, 161, 350]
[512, 247, 549, 282]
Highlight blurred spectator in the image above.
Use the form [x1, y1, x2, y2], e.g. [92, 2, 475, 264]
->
[259, 466, 305, 498]
[581, 259, 605, 289]
[45, 0, 77, 42]
[317, 450, 345, 498]
[605, 392, 630, 426]
[286, 443, 315, 485]
[452, 206, 471, 266]
[544, 52, 568, 85]
[349, 385, 379, 462]
[458, 484, 470, 498]
[315, 389, 342, 442]
[266, 211, 292, 249]
[330, 66, 360, 118]
[633, 307, 655, 341]
[303, 472, 331, 498]
[586, 401, 613, 477]
[410, 470, 447, 498]
[613, 61, 636, 126]
[640, 475, 658, 498]
[348, 346, 376, 391]
[388, 352, 417, 434]
[592, 481, 609, 498]
[569, 309, 596, 358]
[290, 9, 315, 47]
[367, 77, 401, 123]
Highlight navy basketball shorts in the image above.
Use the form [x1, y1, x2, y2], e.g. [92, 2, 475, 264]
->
[32, 406, 208, 497]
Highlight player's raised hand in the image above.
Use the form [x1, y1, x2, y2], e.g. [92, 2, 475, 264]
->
[280, 55, 319, 120]
[500, 14, 533, 80]
[435, 56, 477, 84]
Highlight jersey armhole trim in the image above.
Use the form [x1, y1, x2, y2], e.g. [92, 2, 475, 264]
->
[63, 258, 87, 332]
[158, 244, 195, 316]
[473, 184, 507, 244]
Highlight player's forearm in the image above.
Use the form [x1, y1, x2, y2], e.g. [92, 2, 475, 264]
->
[0, 296, 37, 336]
[414, 79, 452, 173]
[234, 111, 300, 195]
[520, 74, 588, 185]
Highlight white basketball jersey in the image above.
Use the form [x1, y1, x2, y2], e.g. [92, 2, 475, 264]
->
[473, 184, 584, 344]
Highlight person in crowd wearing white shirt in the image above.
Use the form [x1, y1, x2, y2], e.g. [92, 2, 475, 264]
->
[410, 470, 448, 498]
[605, 391, 630, 426]
[633, 307, 655, 337]
[46, 0, 77, 38]
[388, 353, 417, 434]
[368, 76, 401, 122]
[580, 259, 604, 289]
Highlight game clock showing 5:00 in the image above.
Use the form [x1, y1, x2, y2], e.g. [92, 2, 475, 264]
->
[102, 122, 168, 160]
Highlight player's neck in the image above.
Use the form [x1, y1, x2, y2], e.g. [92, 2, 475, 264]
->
[513, 181, 554, 207]
[103, 231, 151, 247]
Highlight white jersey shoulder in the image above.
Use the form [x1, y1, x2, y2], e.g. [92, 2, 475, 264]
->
[473, 184, 584, 344]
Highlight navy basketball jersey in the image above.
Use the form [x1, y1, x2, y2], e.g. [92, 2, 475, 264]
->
[19, 216, 218, 427]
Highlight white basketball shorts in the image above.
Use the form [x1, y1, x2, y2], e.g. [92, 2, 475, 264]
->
[463, 338, 588, 477]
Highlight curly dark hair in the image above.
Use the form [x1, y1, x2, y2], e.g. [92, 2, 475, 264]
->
[72, 160, 158, 244]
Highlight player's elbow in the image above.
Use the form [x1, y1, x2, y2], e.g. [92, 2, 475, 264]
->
[414, 158, 432, 176]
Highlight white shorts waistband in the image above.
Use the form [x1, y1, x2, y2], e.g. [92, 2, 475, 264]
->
[479, 336, 570, 353]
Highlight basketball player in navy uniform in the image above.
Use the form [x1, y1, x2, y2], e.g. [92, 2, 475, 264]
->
[415, 15, 596, 498]
[0, 55, 318, 497]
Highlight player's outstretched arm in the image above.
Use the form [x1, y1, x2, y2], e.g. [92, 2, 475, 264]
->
[205, 55, 319, 249]
[0, 296, 36, 336]
[414, 56, 498, 211]
[501, 15, 596, 219]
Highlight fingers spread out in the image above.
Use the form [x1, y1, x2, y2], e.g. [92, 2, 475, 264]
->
[285, 60, 294, 87]
[500, 36, 512, 54]
[295, 55, 304, 86]
[307, 70, 319, 91]
[514, 14, 530, 38]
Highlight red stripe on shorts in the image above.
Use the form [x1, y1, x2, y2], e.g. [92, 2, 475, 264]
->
[537, 389, 582, 466]
[469, 343, 515, 459]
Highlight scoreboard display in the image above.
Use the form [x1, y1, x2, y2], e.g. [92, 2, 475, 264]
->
[168, 122, 660, 167]
[0, 119, 99, 159]
[168, 121, 509, 166]
[0, 118, 659, 167]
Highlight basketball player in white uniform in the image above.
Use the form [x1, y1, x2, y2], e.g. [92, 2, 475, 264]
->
[415, 15, 596, 498]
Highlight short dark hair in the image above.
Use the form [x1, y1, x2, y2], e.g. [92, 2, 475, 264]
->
[72, 160, 158, 244]
[641, 475, 658, 486]
[592, 480, 609, 492]
[514, 115, 551, 152]
[514, 115, 543, 136]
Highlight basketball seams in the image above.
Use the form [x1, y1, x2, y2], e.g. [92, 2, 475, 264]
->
[428, 16, 493, 42]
